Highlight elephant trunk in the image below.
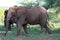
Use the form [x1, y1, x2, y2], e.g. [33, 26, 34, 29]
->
[5, 12, 11, 35]
[5, 19, 9, 35]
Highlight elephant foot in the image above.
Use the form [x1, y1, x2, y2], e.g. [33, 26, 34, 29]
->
[48, 30, 52, 34]
[46, 28, 52, 34]
[25, 31, 28, 34]
[25, 32, 29, 36]
[40, 28, 45, 33]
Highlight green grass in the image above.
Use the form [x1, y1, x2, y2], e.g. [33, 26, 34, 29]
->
[0, 25, 60, 40]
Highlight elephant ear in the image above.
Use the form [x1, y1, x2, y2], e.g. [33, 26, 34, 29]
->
[4, 10, 8, 18]
[4, 10, 8, 15]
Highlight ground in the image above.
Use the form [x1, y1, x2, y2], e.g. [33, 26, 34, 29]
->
[0, 25, 60, 40]
[0, 33, 60, 40]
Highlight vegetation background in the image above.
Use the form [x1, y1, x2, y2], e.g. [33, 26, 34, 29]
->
[0, 0, 60, 40]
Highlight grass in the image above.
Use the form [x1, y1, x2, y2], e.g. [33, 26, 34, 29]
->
[0, 24, 60, 40]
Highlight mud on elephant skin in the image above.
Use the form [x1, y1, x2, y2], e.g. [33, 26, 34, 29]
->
[5, 6, 52, 35]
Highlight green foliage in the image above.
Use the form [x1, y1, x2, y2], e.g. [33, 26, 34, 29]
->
[44, 0, 55, 8]
[0, 8, 5, 23]
[53, 0, 60, 7]
[44, 0, 60, 9]
[17, 0, 60, 9]
[0, 7, 8, 24]
[47, 7, 60, 23]
[17, 0, 46, 7]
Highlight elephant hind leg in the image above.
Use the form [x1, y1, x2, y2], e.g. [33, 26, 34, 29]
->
[39, 23, 45, 33]
[44, 23, 52, 34]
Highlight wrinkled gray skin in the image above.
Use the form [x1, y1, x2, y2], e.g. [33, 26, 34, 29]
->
[5, 6, 52, 35]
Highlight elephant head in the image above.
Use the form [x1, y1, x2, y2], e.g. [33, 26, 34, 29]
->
[5, 6, 18, 35]
[4, 9, 16, 31]
[5, 6, 27, 35]
[4, 9, 8, 29]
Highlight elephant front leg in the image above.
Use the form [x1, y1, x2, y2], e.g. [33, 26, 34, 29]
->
[17, 22, 22, 35]
[17, 16, 26, 35]
[5, 20, 9, 35]
[8, 23, 11, 31]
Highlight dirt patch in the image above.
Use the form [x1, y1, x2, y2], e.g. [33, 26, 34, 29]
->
[0, 34, 60, 40]
[0, 34, 4, 40]
[39, 36, 60, 40]
[13, 35, 25, 40]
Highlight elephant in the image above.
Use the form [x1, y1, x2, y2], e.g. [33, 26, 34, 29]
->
[5, 6, 52, 35]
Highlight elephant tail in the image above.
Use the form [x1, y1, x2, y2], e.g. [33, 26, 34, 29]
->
[47, 14, 55, 28]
